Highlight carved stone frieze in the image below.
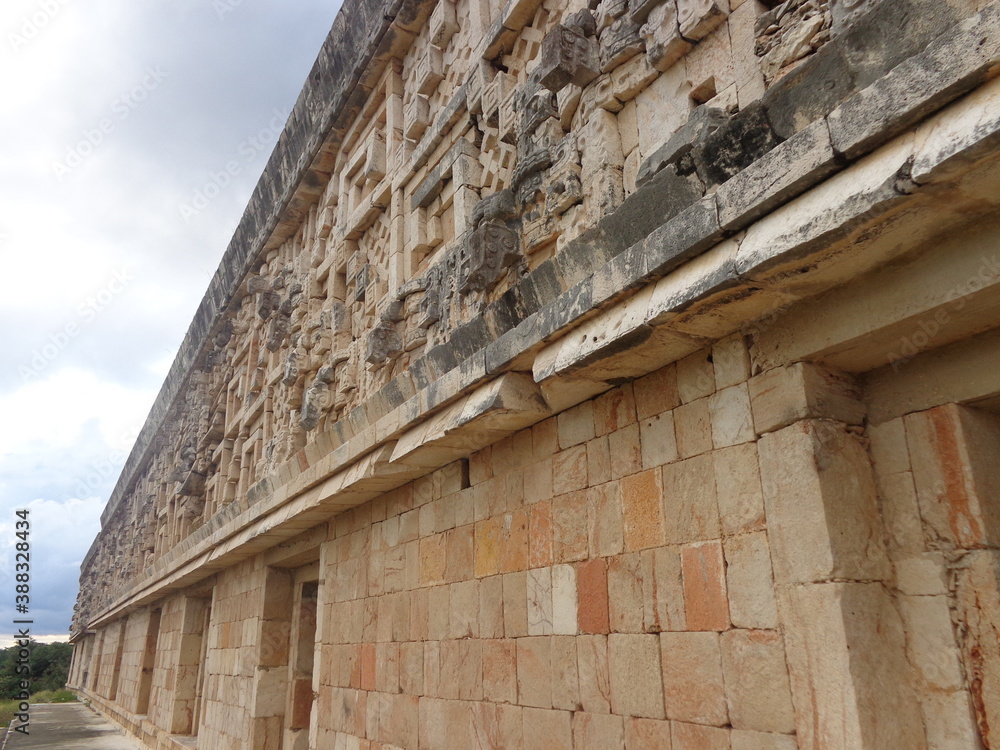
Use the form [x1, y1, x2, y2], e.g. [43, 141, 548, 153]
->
[641, 1, 692, 71]
[755, 0, 831, 83]
[537, 24, 602, 93]
[599, 14, 644, 72]
[416, 280, 442, 329]
[458, 220, 521, 294]
[677, 0, 728, 41]
[282, 349, 301, 386]
[299, 379, 330, 430]
[365, 320, 403, 366]
[257, 290, 280, 319]
[265, 312, 291, 351]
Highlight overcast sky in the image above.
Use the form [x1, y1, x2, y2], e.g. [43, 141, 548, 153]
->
[0, 0, 342, 645]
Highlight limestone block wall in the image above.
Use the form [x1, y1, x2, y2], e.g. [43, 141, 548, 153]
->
[116, 608, 156, 716]
[313, 338, 804, 749]
[92, 617, 126, 702]
[869, 404, 1000, 746]
[65, 0, 1000, 746]
[199, 561, 261, 749]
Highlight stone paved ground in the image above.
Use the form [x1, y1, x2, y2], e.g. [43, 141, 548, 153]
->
[3, 703, 142, 749]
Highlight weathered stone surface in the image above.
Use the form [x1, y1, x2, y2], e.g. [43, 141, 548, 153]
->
[953, 549, 1000, 745]
[835, 0, 967, 89]
[912, 74, 1000, 185]
[636, 104, 725, 187]
[458, 221, 522, 294]
[780, 582, 928, 750]
[904, 404, 1000, 549]
[720, 629, 795, 733]
[538, 24, 602, 93]
[660, 631, 728, 725]
[677, 0, 728, 41]
[693, 101, 782, 187]
[600, 14, 645, 72]
[754, 0, 831, 84]
[724, 532, 778, 629]
[760, 39, 856, 140]
[758, 419, 889, 585]
[608, 634, 665, 719]
[748, 362, 865, 435]
[716, 118, 838, 231]
[71, 0, 1000, 747]
[641, 0, 692, 71]
[828, 3, 1000, 159]
[735, 133, 915, 282]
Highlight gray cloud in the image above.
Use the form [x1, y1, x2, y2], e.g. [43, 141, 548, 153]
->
[0, 0, 343, 638]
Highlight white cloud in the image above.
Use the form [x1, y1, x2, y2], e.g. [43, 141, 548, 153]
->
[0, 368, 151, 455]
[0, 0, 342, 640]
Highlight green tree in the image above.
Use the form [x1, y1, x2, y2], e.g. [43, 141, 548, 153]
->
[0, 641, 72, 700]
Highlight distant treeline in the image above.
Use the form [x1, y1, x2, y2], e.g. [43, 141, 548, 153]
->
[0, 641, 71, 700]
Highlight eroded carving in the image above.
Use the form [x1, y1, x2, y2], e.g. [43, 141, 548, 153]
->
[537, 24, 601, 93]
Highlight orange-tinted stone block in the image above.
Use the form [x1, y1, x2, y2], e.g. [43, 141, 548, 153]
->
[622, 469, 665, 551]
[682, 541, 730, 631]
[577, 558, 610, 635]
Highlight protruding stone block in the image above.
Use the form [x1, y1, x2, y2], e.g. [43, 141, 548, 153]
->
[780, 582, 927, 750]
[458, 221, 521, 294]
[748, 362, 864, 435]
[758, 419, 889, 585]
[677, 0, 727, 41]
[537, 25, 601, 93]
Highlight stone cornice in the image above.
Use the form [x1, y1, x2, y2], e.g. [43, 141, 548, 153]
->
[82, 1, 1000, 629]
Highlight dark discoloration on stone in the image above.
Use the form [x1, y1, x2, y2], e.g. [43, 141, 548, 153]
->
[600, 164, 705, 250]
[485, 314, 545, 374]
[835, 0, 963, 89]
[761, 41, 857, 141]
[830, 4, 1000, 159]
[693, 101, 783, 188]
[637, 105, 727, 186]
[537, 24, 601, 92]
[717, 118, 841, 232]
[424, 341, 461, 378]
[644, 197, 723, 280]
[538, 279, 595, 344]
[600, 14, 645, 72]
[552, 234, 612, 289]
[590, 242, 650, 307]
[448, 315, 491, 362]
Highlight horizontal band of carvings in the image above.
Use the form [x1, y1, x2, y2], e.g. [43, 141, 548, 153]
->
[94, 0, 442, 534]
[92, 0, 997, 545]
[84, 42, 1000, 630]
[84, 4, 1000, 618]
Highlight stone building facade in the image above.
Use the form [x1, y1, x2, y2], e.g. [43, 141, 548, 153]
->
[68, 0, 1000, 747]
